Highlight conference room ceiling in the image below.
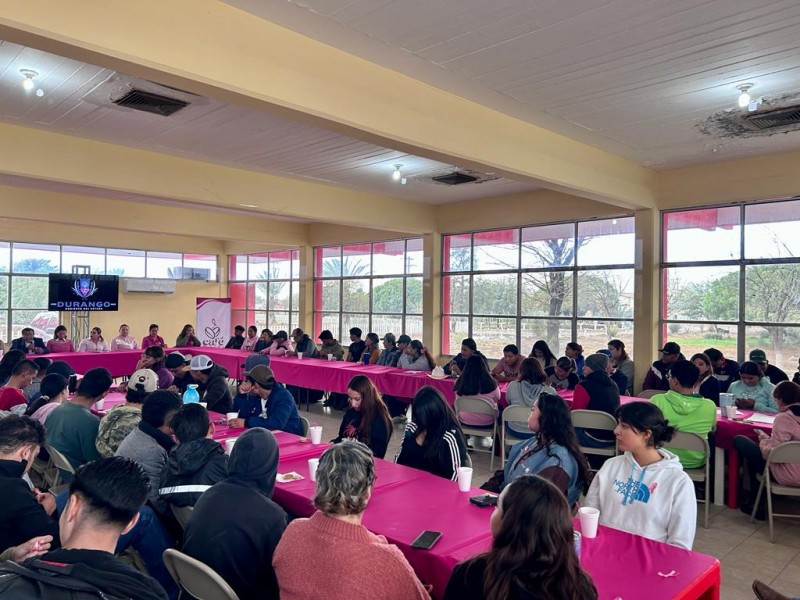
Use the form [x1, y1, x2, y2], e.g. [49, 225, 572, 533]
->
[226, 0, 800, 169]
[0, 40, 539, 206]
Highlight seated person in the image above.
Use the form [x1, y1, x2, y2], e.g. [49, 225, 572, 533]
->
[332, 375, 392, 459]
[454, 354, 500, 427]
[0, 535, 53, 564]
[505, 357, 556, 438]
[608, 339, 635, 394]
[115, 390, 182, 516]
[0, 457, 169, 600]
[584, 402, 697, 550]
[262, 330, 293, 356]
[111, 323, 139, 351]
[183, 428, 285, 600]
[546, 356, 580, 391]
[597, 349, 629, 396]
[318, 330, 345, 360]
[360, 332, 381, 364]
[175, 324, 201, 347]
[120, 346, 173, 391]
[189, 355, 232, 414]
[46, 325, 75, 354]
[397, 339, 432, 371]
[241, 325, 260, 352]
[25, 373, 69, 425]
[253, 328, 274, 353]
[444, 476, 597, 600]
[10, 327, 48, 355]
[229, 365, 303, 435]
[691, 352, 721, 404]
[482, 393, 589, 505]
[529, 340, 557, 371]
[345, 327, 366, 363]
[704, 347, 739, 392]
[491, 344, 523, 382]
[45, 368, 113, 477]
[571, 353, 620, 448]
[642, 341, 683, 392]
[96, 368, 158, 457]
[0, 350, 25, 387]
[444, 338, 487, 376]
[274, 441, 428, 600]
[0, 359, 38, 413]
[794, 357, 800, 385]
[23, 356, 52, 402]
[78, 327, 110, 353]
[376, 333, 402, 367]
[141, 323, 166, 350]
[730, 361, 778, 413]
[734, 381, 800, 519]
[395, 387, 470, 481]
[565, 342, 585, 373]
[159, 404, 227, 509]
[651, 360, 716, 468]
[164, 351, 194, 394]
[225, 325, 246, 349]
[750, 348, 790, 384]
[286, 327, 317, 358]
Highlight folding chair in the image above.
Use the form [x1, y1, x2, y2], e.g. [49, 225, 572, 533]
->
[500, 405, 533, 466]
[751, 441, 800, 542]
[171, 504, 194, 531]
[163, 549, 240, 600]
[665, 431, 711, 528]
[454, 396, 498, 472]
[299, 417, 310, 437]
[45, 443, 75, 487]
[570, 410, 618, 472]
[637, 389, 662, 399]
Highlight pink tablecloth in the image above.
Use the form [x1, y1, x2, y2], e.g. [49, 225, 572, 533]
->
[46, 350, 142, 378]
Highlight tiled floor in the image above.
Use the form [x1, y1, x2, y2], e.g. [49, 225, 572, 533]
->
[303, 401, 800, 600]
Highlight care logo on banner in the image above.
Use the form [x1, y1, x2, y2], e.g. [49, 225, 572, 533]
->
[196, 298, 231, 347]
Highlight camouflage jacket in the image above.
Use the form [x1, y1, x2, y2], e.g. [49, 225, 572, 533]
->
[95, 405, 142, 458]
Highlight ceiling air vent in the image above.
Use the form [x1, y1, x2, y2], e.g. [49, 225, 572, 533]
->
[742, 105, 800, 131]
[430, 171, 479, 185]
[112, 89, 189, 117]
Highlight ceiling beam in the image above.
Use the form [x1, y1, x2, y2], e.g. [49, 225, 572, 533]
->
[0, 0, 658, 210]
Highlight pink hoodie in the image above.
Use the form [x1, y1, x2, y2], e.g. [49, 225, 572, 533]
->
[760, 410, 800, 487]
[264, 338, 292, 356]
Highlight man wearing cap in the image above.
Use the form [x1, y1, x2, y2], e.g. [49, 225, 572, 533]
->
[96, 369, 158, 457]
[189, 355, 233, 414]
[286, 328, 317, 358]
[228, 365, 303, 435]
[704, 348, 740, 392]
[642, 342, 684, 392]
[749, 349, 789, 384]
[225, 325, 246, 350]
[318, 330, 344, 361]
[376, 333, 402, 367]
[165, 352, 193, 395]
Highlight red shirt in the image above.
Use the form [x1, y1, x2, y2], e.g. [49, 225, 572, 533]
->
[0, 387, 28, 411]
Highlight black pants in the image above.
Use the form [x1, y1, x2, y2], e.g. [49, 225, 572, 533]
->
[733, 435, 766, 502]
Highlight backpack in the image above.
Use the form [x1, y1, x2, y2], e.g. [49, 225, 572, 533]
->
[0, 560, 125, 600]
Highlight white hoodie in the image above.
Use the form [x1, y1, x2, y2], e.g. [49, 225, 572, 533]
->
[584, 449, 697, 550]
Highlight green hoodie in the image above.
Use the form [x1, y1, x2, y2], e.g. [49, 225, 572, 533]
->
[651, 390, 716, 468]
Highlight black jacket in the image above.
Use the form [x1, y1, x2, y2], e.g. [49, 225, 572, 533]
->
[577, 370, 620, 443]
[0, 459, 60, 552]
[197, 364, 232, 413]
[0, 548, 167, 600]
[333, 408, 391, 459]
[159, 438, 228, 508]
[182, 429, 286, 600]
[225, 335, 245, 350]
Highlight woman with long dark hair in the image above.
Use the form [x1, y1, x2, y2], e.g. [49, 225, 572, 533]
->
[690, 352, 720, 404]
[333, 375, 392, 458]
[444, 476, 597, 600]
[175, 324, 202, 347]
[78, 327, 109, 353]
[505, 358, 556, 438]
[454, 354, 500, 426]
[565, 342, 585, 373]
[46, 325, 75, 354]
[546, 356, 580, 391]
[608, 339, 634, 392]
[529, 340, 557, 370]
[395, 387, 469, 481]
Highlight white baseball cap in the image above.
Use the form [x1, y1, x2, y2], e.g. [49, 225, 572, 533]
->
[128, 369, 158, 393]
[189, 355, 214, 371]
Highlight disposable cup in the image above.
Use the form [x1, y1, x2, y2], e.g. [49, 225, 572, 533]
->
[226, 412, 239, 423]
[94, 399, 105, 410]
[578, 507, 600, 538]
[725, 405, 737, 419]
[225, 438, 236, 454]
[297, 353, 303, 360]
[457, 466, 473, 492]
[308, 458, 320, 482]
[309, 426, 323, 445]
[719, 393, 734, 409]
[327, 354, 334, 361]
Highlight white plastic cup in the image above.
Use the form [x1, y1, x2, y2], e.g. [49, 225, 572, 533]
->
[457, 466, 473, 492]
[199, 402, 208, 409]
[226, 412, 239, 423]
[308, 458, 319, 482]
[327, 353, 334, 361]
[725, 405, 737, 419]
[94, 399, 105, 410]
[297, 353, 303, 360]
[309, 426, 323, 445]
[719, 393, 734, 409]
[225, 438, 236, 454]
[578, 507, 600, 539]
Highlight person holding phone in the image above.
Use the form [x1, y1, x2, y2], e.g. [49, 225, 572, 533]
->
[733, 381, 800, 519]
[444, 476, 597, 600]
[729, 361, 777, 413]
[332, 375, 392, 459]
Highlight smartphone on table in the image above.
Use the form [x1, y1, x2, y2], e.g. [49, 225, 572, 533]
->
[410, 530, 442, 550]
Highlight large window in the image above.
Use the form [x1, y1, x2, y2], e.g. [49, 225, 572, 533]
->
[662, 199, 800, 374]
[0, 243, 217, 342]
[313, 239, 423, 341]
[228, 250, 300, 334]
[442, 218, 635, 359]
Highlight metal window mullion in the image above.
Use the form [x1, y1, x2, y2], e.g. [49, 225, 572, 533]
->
[737, 204, 747, 363]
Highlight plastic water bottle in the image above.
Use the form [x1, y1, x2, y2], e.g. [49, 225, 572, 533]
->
[183, 384, 200, 404]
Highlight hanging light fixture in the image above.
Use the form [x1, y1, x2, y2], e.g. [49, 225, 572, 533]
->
[20, 69, 38, 91]
[736, 83, 754, 109]
[392, 164, 403, 181]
